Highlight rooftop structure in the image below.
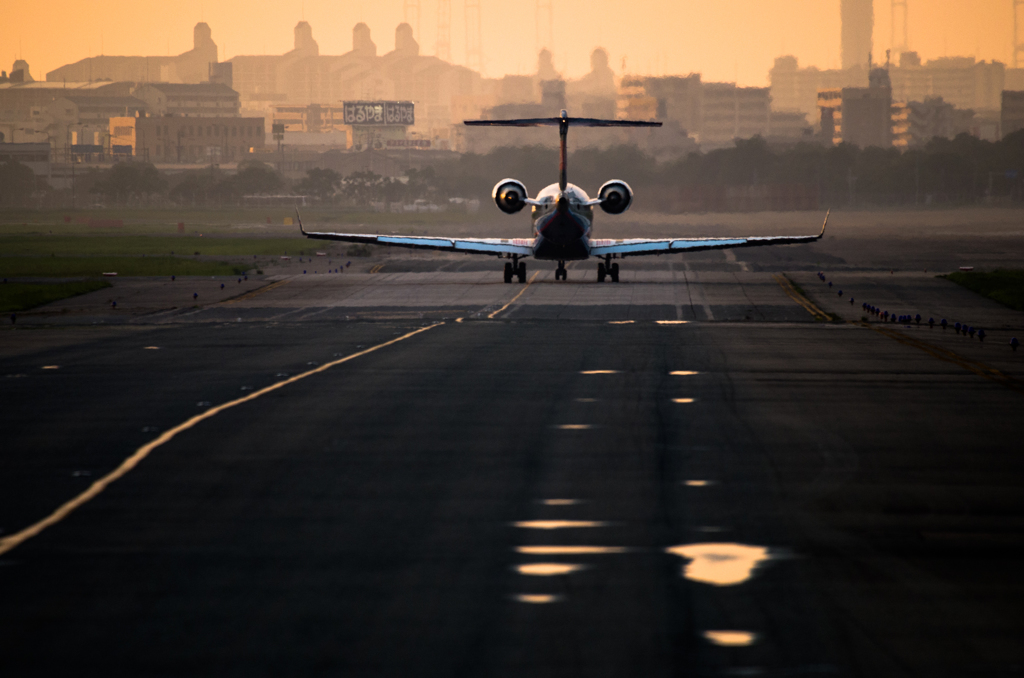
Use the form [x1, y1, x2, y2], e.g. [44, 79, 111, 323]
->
[46, 23, 218, 84]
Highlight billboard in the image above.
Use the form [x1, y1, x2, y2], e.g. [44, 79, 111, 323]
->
[343, 101, 415, 126]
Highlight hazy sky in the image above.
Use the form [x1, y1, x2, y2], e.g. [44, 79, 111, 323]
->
[2, 0, 1016, 85]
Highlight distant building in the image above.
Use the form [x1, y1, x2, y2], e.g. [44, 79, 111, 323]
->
[230, 22, 481, 144]
[701, 83, 771, 147]
[1001, 91, 1024, 137]
[841, 0, 873, 71]
[133, 83, 240, 117]
[817, 89, 842, 145]
[633, 74, 703, 135]
[893, 97, 976, 147]
[840, 86, 892, 148]
[770, 56, 867, 121]
[48, 96, 147, 157]
[0, 79, 137, 154]
[890, 53, 1004, 114]
[133, 116, 265, 163]
[818, 75, 892, 149]
[46, 23, 218, 84]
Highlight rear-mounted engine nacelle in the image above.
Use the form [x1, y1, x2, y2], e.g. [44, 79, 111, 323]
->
[493, 179, 528, 214]
[597, 180, 633, 215]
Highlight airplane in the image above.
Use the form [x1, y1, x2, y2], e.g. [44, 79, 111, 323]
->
[298, 110, 828, 283]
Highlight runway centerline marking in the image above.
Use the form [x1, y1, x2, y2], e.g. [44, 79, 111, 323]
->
[0, 322, 443, 557]
[487, 271, 539, 319]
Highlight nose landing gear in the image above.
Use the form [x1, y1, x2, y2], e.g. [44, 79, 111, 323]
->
[555, 261, 567, 280]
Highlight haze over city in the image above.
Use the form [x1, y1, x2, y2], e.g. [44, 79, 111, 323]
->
[3, 0, 1018, 85]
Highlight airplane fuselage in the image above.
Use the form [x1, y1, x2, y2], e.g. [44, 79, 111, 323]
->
[530, 183, 594, 261]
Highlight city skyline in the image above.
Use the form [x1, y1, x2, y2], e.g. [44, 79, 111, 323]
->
[2, 0, 1017, 86]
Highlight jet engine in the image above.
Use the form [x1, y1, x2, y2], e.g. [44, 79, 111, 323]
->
[597, 180, 633, 215]
[493, 179, 528, 214]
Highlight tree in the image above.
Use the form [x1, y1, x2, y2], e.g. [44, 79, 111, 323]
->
[0, 160, 36, 207]
[232, 161, 284, 196]
[90, 162, 166, 205]
[296, 168, 340, 202]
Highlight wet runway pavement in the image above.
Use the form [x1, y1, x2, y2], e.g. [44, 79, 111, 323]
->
[2, 249, 1024, 677]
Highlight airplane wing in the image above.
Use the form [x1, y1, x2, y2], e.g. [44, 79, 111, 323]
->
[297, 214, 533, 257]
[589, 211, 829, 258]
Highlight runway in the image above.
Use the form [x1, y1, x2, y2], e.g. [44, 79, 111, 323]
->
[2, 248, 1023, 676]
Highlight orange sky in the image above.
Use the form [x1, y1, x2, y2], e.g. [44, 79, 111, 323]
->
[2, 0, 1016, 86]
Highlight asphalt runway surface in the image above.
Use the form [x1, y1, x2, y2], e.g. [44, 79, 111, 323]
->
[3, 229, 1024, 677]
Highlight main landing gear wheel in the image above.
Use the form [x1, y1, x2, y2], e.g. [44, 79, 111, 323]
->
[503, 262, 513, 283]
[597, 262, 606, 282]
[610, 262, 619, 283]
[517, 262, 527, 283]
[555, 261, 567, 281]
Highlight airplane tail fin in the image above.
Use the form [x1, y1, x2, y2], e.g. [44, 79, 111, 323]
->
[464, 111, 661, 191]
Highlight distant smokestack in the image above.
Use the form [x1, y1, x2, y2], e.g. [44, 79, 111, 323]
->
[841, 0, 873, 70]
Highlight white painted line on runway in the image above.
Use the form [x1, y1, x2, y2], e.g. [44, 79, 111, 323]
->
[655, 320, 689, 325]
[513, 520, 607, 529]
[665, 543, 772, 586]
[683, 480, 715, 487]
[517, 546, 627, 555]
[579, 370, 618, 375]
[513, 594, 562, 604]
[143, 346, 160, 350]
[703, 630, 758, 647]
[554, 424, 593, 430]
[0, 322, 444, 557]
[669, 370, 699, 376]
[608, 320, 634, 324]
[672, 398, 696, 404]
[515, 563, 585, 576]
[540, 498, 581, 505]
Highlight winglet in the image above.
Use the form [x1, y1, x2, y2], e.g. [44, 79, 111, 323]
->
[295, 208, 307, 235]
[819, 209, 830, 238]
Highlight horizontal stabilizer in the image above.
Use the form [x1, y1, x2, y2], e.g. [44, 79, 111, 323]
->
[465, 117, 661, 128]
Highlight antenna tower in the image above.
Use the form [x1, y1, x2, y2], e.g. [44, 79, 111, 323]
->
[537, 0, 553, 54]
[1016, 0, 1024, 67]
[437, 0, 452, 61]
[465, 0, 483, 72]
[404, 0, 421, 41]
[891, 0, 908, 55]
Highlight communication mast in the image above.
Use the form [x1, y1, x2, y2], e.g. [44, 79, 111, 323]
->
[465, 0, 483, 72]
[537, 0, 553, 54]
[436, 0, 452, 61]
[1016, 0, 1024, 68]
[891, 0, 908, 55]
[404, 0, 421, 41]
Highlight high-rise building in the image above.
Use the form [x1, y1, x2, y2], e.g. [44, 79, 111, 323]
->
[841, 0, 873, 71]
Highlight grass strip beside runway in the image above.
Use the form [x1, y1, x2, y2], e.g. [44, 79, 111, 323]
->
[0, 236, 315, 257]
[0, 280, 112, 312]
[942, 270, 1024, 312]
[0, 257, 247, 278]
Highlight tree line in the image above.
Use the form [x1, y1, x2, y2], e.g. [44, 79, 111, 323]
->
[4, 130, 1024, 211]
